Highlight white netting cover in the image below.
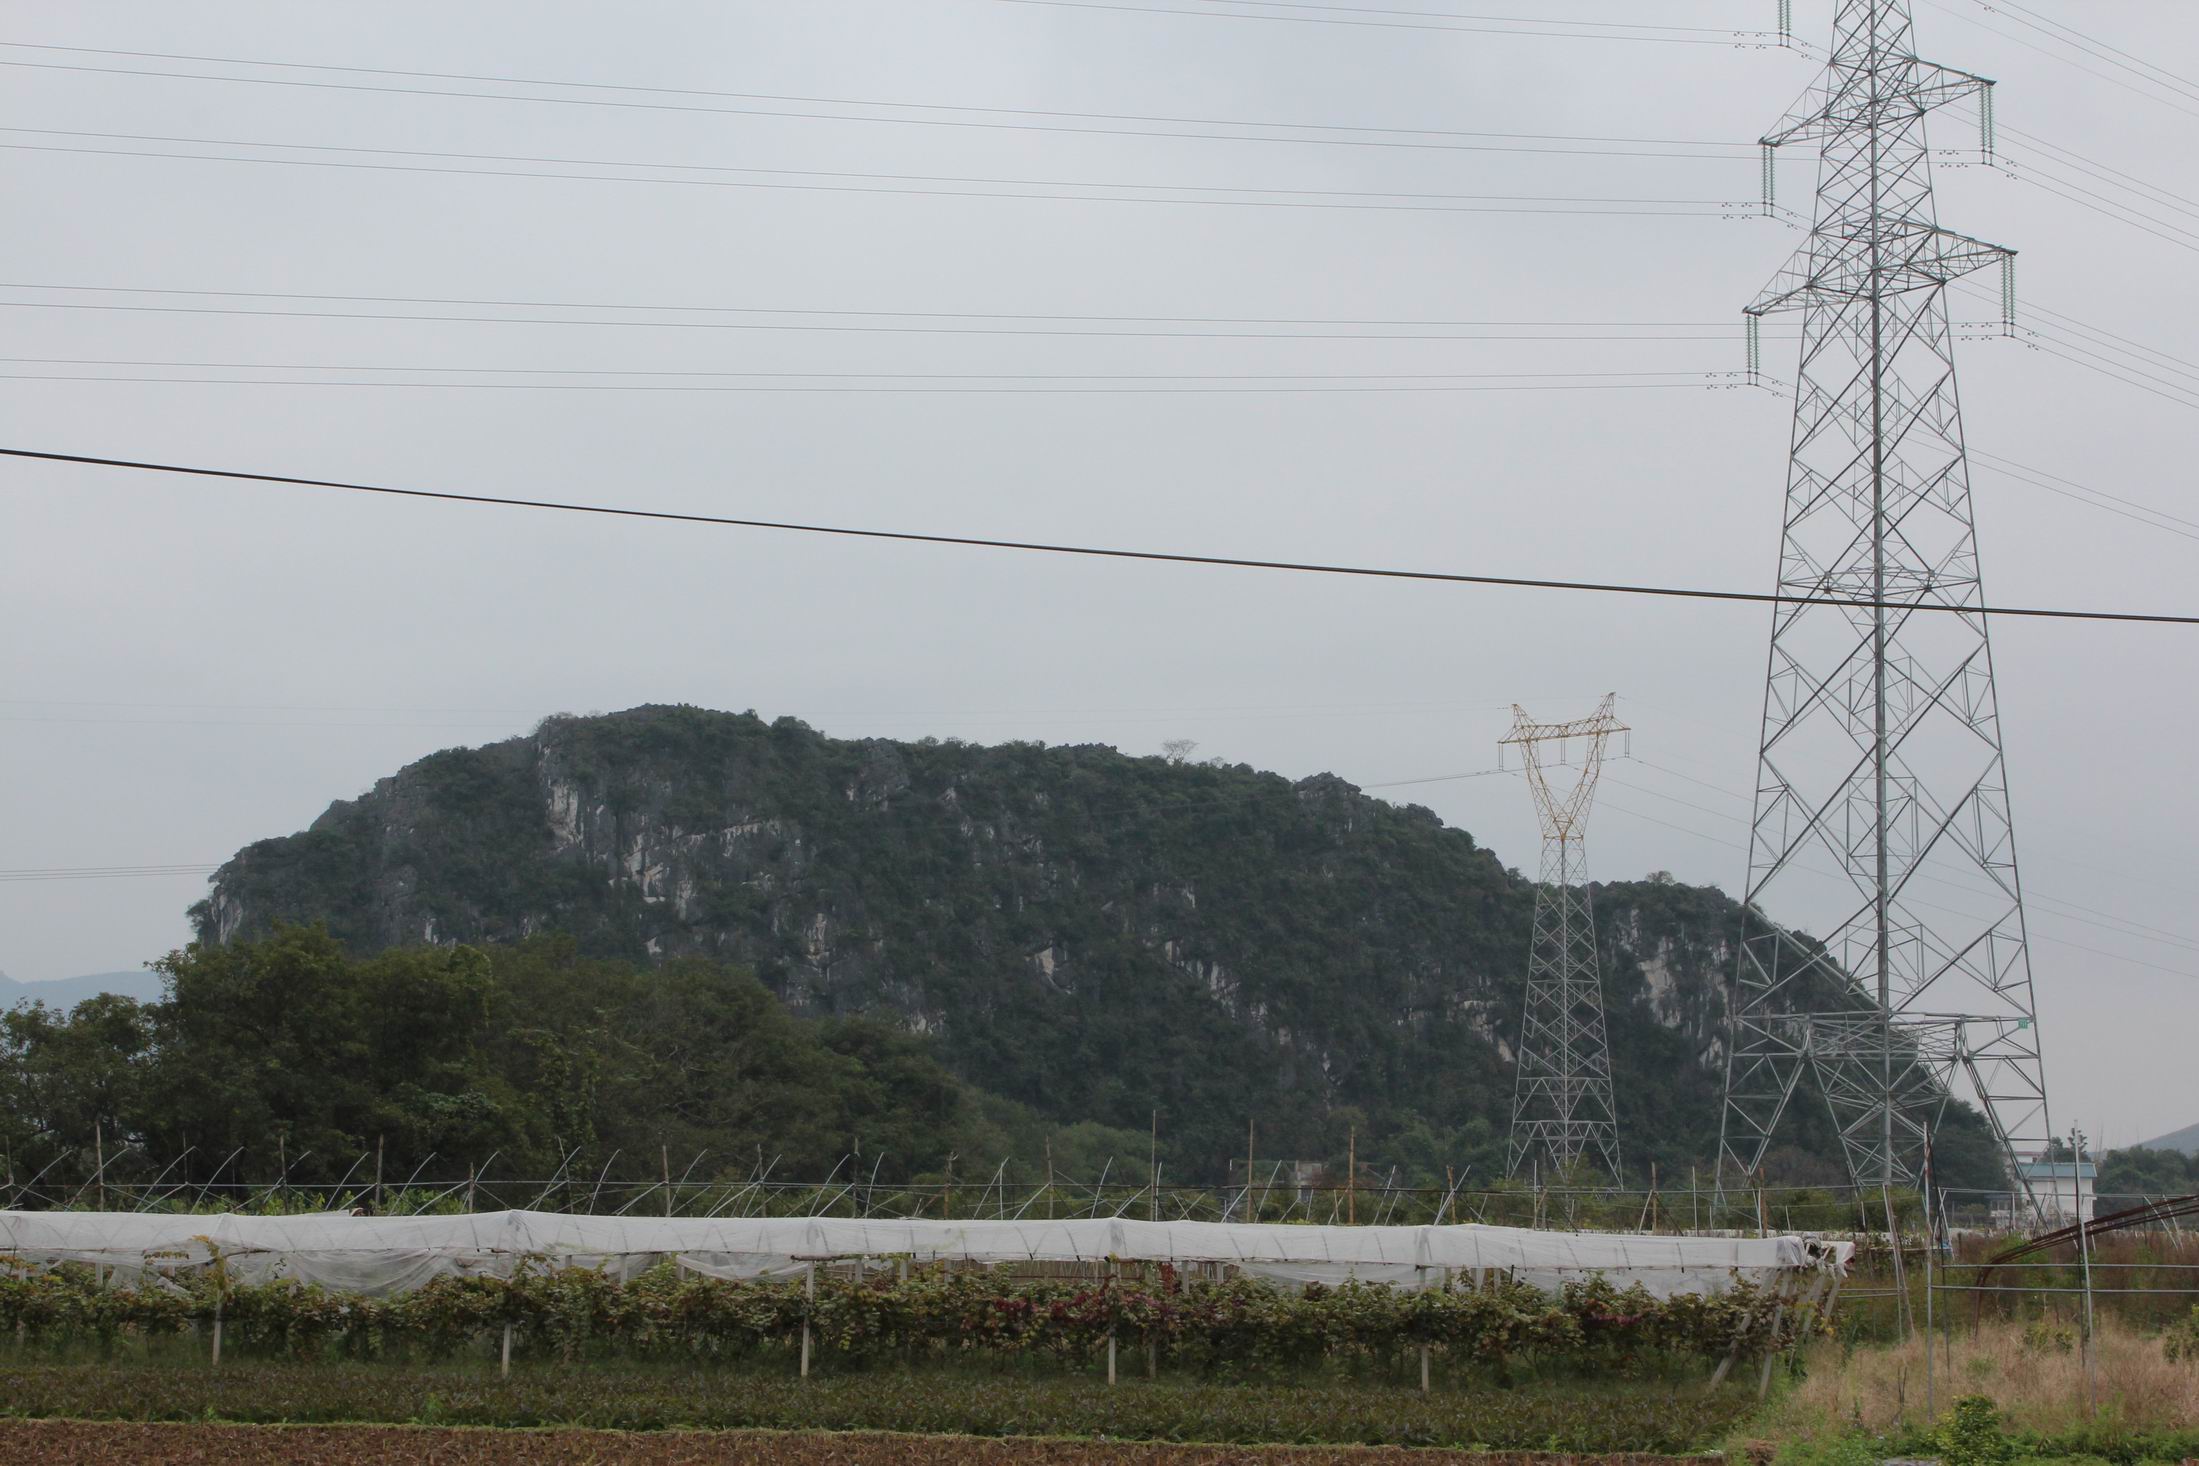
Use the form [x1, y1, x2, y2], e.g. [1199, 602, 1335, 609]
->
[0, 1211, 1851, 1298]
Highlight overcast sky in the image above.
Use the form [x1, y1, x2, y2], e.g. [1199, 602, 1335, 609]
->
[2, 1, 2195, 1146]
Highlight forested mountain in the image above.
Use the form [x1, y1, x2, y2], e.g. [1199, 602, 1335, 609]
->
[178, 705, 1989, 1187]
[2139, 1122, 2199, 1157]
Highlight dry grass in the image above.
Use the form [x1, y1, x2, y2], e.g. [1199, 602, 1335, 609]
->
[1762, 1316, 2198, 1438]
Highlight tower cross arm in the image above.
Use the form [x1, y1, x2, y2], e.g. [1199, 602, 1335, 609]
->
[1761, 59, 1993, 149]
[1746, 227, 2012, 315]
[1498, 702, 1629, 747]
[1908, 60, 1996, 114]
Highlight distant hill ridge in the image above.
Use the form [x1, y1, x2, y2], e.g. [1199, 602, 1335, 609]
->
[0, 969, 162, 1011]
[192, 703, 1946, 1179]
[2141, 1121, 2199, 1156]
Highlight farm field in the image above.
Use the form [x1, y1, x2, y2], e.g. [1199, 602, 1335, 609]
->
[0, 1362, 1759, 1453]
[0, 1419, 1712, 1465]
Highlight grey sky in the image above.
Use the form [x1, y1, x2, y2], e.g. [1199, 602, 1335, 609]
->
[2, 1, 2194, 1146]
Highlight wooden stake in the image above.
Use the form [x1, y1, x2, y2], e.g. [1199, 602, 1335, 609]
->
[500, 1321, 512, 1378]
[95, 1122, 105, 1211]
[1347, 1127, 1356, 1226]
[374, 1136, 384, 1213]
[210, 1295, 223, 1368]
[662, 1145, 673, 1217]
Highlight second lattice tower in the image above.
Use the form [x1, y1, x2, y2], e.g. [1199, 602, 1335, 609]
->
[1502, 694, 1626, 1183]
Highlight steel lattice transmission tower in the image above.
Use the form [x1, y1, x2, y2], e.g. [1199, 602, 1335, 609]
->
[1503, 695, 1627, 1183]
[1718, 0, 2051, 1209]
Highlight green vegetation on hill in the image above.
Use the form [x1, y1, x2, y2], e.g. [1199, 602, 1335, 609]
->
[2099, 1143, 2199, 1199]
[0, 928, 1147, 1196]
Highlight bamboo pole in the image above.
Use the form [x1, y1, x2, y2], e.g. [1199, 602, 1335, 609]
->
[1759, 1274, 1825, 1400]
[2074, 1130, 2099, 1416]
[374, 1136, 384, 1213]
[1923, 1133, 1935, 1421]
[663, 1146, 673, 1218]
[801, 1262, 815, 1378]
[1150, 1111, 1160, 1224]
[1106, 1260, 1117, 1385]
[1881, 1183, 1912, 1340]
[1246, 1119, 1256, 1224]
[1347, 1127, 1356, 1226]
[500, 1321, 512, 1378]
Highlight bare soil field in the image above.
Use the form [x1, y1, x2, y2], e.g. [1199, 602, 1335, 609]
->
[0, 1420, 1703, 1466]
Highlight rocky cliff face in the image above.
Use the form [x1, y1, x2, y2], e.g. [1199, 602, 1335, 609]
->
[195, 705, 1756, 1171]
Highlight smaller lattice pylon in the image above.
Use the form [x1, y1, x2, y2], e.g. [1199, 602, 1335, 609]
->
[1501, 694, 1628, 1184]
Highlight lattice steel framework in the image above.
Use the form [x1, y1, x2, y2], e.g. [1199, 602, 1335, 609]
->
[1718, 0, 2050, 1209]
[1503, 695, 1626, 1182]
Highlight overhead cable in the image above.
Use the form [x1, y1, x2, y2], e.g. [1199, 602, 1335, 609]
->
[0, 136, 1755, 218]
[7, 447, 2197, 627]
[987, 0, 1771, 45]
[0, 44, 1755, 160]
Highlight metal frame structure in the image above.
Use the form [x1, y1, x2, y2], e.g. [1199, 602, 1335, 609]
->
[1502, 694, 1626, 1182]
[1719, 0, 2049, 1212]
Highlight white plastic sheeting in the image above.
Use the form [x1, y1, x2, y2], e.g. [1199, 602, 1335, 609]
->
[0, 1210, 1851, 1299]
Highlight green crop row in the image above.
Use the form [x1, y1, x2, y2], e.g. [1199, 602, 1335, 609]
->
[0, 1360, 1764, 1452]
[0, 1263, 1811, 1378]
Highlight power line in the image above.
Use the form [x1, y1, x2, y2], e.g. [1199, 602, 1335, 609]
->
[0, 765, 1518, 885]
[1936, 0, 2199, 109]
[0, 138, 1756, 218]
[1593, 790, 2199, 985]
[0, 370, 1744, 397]
[1963, 280, 2199, 384]
[0, 356, 1743, 383]
[0, 281, 1782, 333]
[1972, 459, 2199, 547]
[0, 51, 1762, 143]
[0, 298, 1784, 343]
[1971, 450, 2199, 537]
[1606, 767, 2199, 960]
[1918, 0, 2199, 124]
[987, 0, 1769, 45]
[1041, 0, 1751, 37]
[8, 446, 2199, 626]
[0, 864, 218, 882]
[0, 42, 1756, 160]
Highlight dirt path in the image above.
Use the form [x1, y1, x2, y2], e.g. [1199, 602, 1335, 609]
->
[0, 1420, 1705, 1465]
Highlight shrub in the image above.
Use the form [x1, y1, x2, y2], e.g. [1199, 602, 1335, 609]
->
[2164, 1304, 2199, 1364]
[1937, 1394, 2012, 1466]
[2021, 1318, 2077, 1355]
